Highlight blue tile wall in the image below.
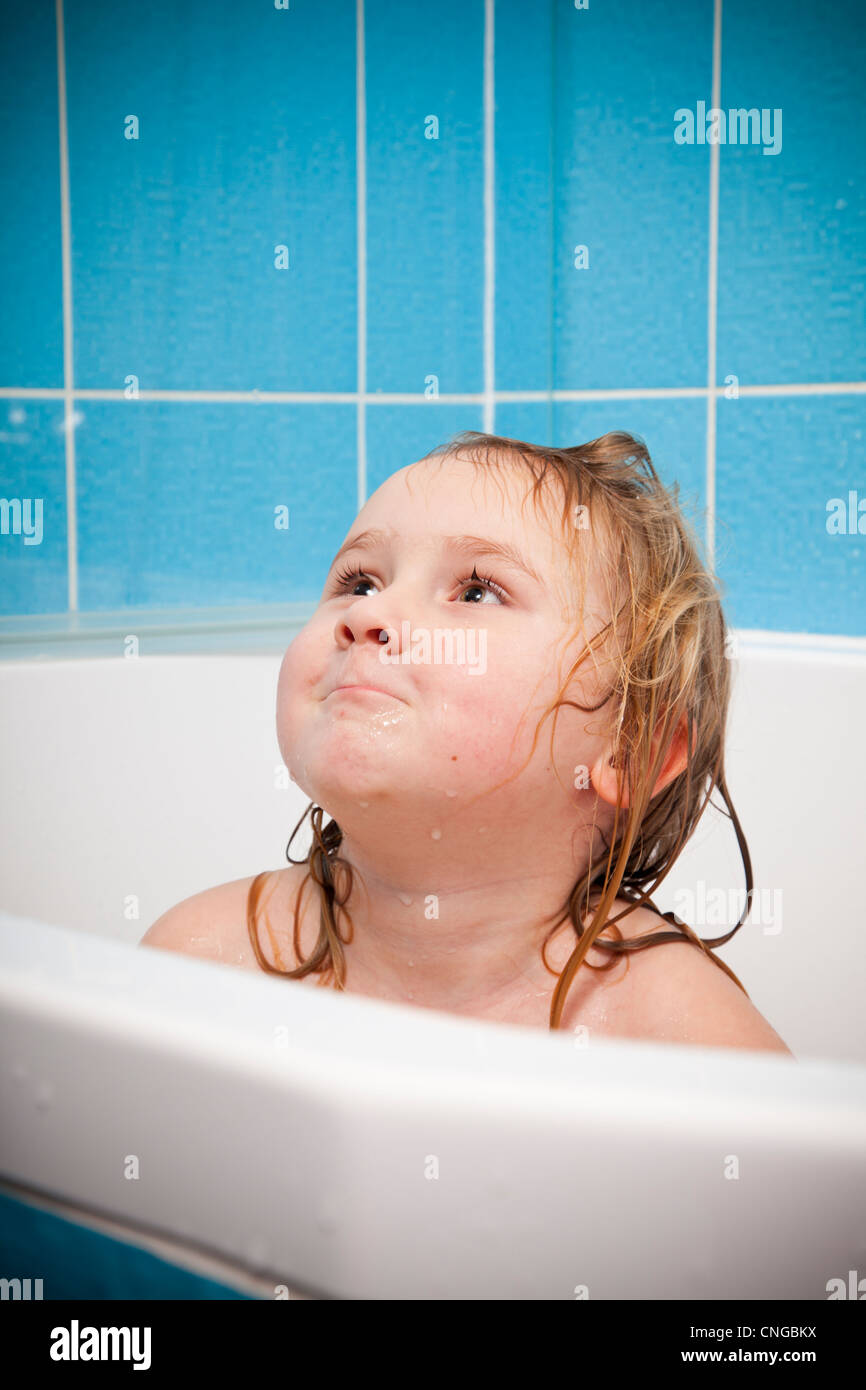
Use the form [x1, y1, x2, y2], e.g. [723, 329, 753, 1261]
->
[1, 0, 863, 633]
[366, 3, 486, 394]
[550, 2, 715, 393]
[74, 402, 358, 609]
[68, 0, 358, 394]
[717, 0, 866, 386]
[0, 5, 64, 388]
[716, 396, 865, 634]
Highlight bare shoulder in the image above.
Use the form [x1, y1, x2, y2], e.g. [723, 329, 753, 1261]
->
[139, 867, 308, 973]
[591, 903, 794, 1056]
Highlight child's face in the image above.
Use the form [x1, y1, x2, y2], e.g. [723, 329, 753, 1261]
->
[275, 455, 618, 859]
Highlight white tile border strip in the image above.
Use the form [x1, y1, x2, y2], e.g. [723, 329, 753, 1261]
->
[733, 628, 866, 663]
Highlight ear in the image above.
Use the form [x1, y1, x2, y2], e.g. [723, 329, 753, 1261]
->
[591, 713, 692, 809]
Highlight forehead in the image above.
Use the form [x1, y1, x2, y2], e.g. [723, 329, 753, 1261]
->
[362, 453, 564, 562]
[357, 452, 616, 615]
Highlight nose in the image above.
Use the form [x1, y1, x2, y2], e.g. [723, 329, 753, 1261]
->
[334, 599, 404, 656]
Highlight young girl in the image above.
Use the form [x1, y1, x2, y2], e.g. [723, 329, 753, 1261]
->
[142, 430, 793, 1056]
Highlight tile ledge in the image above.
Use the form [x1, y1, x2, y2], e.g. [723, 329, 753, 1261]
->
[0, 603, 315, 659]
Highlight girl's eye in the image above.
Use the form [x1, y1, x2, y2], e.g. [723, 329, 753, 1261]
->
[455, 568, 508, 604]
[329, 564, 508, 605]
[331, 564, 377, 598]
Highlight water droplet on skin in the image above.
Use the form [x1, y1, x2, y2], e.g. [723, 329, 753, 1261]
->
[445, 789, 457, 797]
[407, 991, 414, 1000]
[187, 934, 223, 959]
[477, 826, 488, 834]
[358, 801, 369, 809]
[407, 959, 414, 967]
[431, 828, 442, 840]
[397, 892, 413, 906]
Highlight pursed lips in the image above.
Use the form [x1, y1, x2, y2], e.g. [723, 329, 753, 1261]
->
[327, 680, 406, 702]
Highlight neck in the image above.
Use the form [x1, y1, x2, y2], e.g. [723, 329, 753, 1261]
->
[322, 829, 598, 1016]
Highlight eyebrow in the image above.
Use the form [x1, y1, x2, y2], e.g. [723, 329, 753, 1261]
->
[329, 526, 545, 587]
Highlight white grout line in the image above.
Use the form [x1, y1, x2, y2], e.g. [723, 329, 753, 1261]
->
[483, 0, 495, 434]
[4, 382, 864, 402]
[724, 382, 866, 396]
[55, 0, 77, 612]
[705, 0, 723, 572]
[356, 0, 367, 510]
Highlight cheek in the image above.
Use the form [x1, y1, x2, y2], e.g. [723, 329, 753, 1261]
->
[435, 682, 539, 780]
[275, 631, 320, 765]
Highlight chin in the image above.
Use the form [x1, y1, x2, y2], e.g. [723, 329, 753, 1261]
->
[291, 735, 391, 805]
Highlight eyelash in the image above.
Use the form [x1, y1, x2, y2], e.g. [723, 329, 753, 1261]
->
[331, 563, 508, 604]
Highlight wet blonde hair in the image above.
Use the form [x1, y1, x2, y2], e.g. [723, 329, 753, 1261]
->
[247, 429, 754, 1028]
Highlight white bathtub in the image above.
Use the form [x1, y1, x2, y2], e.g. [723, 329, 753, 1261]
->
[1, 636, 865, 1299]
